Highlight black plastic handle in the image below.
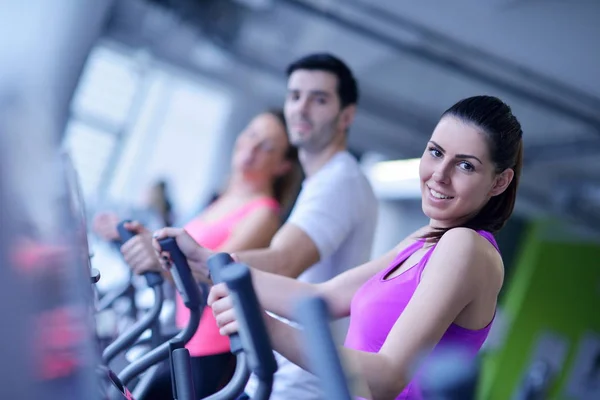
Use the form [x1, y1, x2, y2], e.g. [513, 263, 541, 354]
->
[221, 263, 278, 379]
[172, 348, 196, 400]
[117, 220, 164, 287]
[295, 296, 353, 400]
[157, 237, 203, 310]
[206, 252, 243, 354]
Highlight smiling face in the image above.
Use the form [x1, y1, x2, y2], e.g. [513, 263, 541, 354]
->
[419, 115, 514, 228]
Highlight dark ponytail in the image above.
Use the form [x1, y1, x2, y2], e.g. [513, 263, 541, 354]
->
[422, 96, 524, 242]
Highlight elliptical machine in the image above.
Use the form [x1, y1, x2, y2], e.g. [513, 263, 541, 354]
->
[295, 295, 480, 400]
[103, 233, 203, 400]
[101, 238, 277, 400]
[101, 221, 166, 369]
[166, 250, 278, 400]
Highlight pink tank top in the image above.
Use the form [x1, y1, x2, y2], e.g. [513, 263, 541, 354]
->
[344, 230, 499, 399]
[176, 197, 279, 357]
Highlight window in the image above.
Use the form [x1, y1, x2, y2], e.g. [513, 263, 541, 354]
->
[63, 42, 233, 220]
[62, 44, 142, 202]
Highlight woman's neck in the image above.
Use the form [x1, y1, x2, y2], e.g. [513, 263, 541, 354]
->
[224, 173, 274, 200]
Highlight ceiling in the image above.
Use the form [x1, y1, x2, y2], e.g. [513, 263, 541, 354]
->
[99, 0, 600, 235]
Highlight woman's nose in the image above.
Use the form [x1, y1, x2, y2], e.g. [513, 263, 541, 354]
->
[432, 165, 450, 184]
[248, 141, 261, 155]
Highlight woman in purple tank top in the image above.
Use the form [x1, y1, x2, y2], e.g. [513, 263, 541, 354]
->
[159, 95, 525, 400]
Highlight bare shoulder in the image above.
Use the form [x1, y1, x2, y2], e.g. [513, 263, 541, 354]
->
[435, 227, 504, 288]
[438, 227, 497, 252]
[229, 205, 280, 239]
[241, 203, 280, 224]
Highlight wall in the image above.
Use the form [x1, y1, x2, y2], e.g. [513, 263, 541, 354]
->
[479, 220, 600, 400]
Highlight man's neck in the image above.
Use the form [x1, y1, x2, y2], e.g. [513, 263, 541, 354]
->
[299, 142, 346, 178]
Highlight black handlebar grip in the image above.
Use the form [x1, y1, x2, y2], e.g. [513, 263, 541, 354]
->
[221, 263, 278, 379]
[116, 220, 136, 243]
[117, 220, 164, 287]
[206, 253, 243, 354]
[157, 237, 203, 310]
[295, 296, 353, 400]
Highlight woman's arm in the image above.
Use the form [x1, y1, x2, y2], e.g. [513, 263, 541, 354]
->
[316, 235, 414, 319]
[212, 228, 501, 400]
[261, 314, 372, 397]
[238, 236, 409, 321]
[120, 207, 279, 280]
[333, 228, 501, 399]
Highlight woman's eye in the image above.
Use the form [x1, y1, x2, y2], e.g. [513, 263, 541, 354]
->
[428, 147, 442, 158]
[459, 161, 475, 172]
[260, 141, 275, 152]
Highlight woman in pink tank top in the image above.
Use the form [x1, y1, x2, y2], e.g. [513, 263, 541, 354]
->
[120, 109, 302, 399]
[192, 95, 525, 399]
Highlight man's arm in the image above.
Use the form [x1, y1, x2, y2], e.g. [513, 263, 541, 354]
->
[236, 174, 361, 278]
[234, 223, 320, 278]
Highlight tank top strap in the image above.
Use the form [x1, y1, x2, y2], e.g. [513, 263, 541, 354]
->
[477, 230, 500, 253]
[388, 239, 425, 269]
[414, 243, 438, 279]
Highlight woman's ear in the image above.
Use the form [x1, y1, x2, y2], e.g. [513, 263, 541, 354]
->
[490, 168, 515, 196]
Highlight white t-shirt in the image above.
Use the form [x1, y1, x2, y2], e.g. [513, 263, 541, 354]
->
[244, 151, 378, 400]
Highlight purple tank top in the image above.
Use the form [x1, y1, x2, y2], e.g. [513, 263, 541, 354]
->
[344, 230, 499, 400]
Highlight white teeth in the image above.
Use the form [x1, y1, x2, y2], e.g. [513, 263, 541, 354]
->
[430, 188, 453, 199]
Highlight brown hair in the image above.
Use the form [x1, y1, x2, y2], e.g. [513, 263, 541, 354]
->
[148, 179, 173, 226]
[265, 108, 303, 220]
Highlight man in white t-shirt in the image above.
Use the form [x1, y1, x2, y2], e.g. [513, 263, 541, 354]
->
[235, 53, 378, 400]
[156, 53, 378, 399]
[242, 152, 377, 399]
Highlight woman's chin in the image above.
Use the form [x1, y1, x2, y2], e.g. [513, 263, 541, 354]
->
[236, 169, 266, 182]
[422, 203, 444, 219]
[422, 205, 455, 227]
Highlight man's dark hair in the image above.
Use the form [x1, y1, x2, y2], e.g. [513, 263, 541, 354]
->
[286, 53, 359, 108]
